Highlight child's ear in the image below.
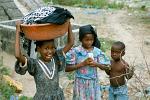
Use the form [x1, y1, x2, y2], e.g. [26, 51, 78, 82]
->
[121, 51, 125, 56]
[36, 46, 40, 52]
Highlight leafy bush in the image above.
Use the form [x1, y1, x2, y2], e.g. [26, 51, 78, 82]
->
[0, 57, 15, 100]
[19, 96, 33, 100]
[0, 78, 15, 100]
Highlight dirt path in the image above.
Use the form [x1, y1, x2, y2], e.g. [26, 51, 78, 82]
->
[100, 10, 150, 98]
[104, 10, 150, 65]
[2, 1, 150, 99]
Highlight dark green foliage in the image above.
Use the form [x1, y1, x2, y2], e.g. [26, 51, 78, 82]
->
[0, 79, 15, 100]
[0, 58, 15, 100]
[19, 96, 33, 100]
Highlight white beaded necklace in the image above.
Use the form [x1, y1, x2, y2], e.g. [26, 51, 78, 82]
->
[38, 58, 55, 79]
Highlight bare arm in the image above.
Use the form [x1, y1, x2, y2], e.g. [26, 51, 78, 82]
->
[65, 63, 84, 72]
[96, 63, 110, 71]
[105, 65, 111, 75]
[63, 21, 74, 54]
[15, 20, 26, 65]
[125, 64, 134, 79]
[65, 58, 91, 72]
[88, 58, 110, 71]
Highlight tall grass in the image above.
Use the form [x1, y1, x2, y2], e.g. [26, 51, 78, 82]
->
[43, 0, 125, 9]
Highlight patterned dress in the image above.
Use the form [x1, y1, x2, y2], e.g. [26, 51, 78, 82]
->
[66, 45, 110, 100]
[15, 49, 65, 100]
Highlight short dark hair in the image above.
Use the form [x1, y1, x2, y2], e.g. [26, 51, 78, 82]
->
[35, 39, 54, 47]
[35, 39, 54, 51]
[112, 41, 125, 50]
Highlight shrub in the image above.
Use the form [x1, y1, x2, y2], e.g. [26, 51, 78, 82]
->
[19, 96, 33, 100]
[0, 78, 15, 100]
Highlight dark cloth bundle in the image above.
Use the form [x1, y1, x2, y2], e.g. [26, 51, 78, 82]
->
[79, 25, 101, 48]
[23, 6, 74, 24]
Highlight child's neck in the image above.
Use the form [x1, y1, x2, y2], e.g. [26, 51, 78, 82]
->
[113, 58, 123, 62]
[83, 46, 93, 51]
[39, 57, 52, 63]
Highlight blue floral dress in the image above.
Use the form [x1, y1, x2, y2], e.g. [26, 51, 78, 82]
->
[66, 45, 110, 100]
[15, 49, 65, 100]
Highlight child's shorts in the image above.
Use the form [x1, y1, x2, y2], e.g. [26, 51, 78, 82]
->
[109, 84, 128, 100]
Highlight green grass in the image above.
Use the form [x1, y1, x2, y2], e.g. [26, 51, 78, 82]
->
[43, 0, 125, 9]
[19, 96, 33, 100]
[0, 78, 15, 100]
[99, 37, 115, 52]
[107, 1, 125, 9]
[0, 57, 15, 100]
[0, 57, 33, 100]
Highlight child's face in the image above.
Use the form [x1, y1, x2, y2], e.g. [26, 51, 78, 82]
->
[111, 45, 124, 61]
[37, 41, 55, 62]
[81, 33, 94, 49]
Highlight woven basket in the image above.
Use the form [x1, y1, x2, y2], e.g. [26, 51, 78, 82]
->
[20, 21, 69, 40]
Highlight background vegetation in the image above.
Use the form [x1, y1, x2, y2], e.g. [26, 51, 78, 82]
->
[0, 57, 15, 100]
[43, 0, 125, 9]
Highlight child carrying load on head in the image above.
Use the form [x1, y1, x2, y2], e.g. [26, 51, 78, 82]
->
[14, 6, 74, 100]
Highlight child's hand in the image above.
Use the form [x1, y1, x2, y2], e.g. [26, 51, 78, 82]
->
[88, 59, 98, 67]
[16, 20, 22, 32]
[129, 66, 135, 73]
[82, 58, 93, 66]
[82, 58, 98, 67]
[126, 65, 135, 79]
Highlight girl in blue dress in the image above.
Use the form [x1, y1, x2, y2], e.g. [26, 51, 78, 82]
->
[15, 20, 74, 100]
[65, 25, 110, 100]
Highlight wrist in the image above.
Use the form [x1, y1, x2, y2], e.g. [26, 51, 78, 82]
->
[78, 62, 84, 68]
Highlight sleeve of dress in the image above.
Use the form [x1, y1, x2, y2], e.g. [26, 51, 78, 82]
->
[97, 50, 110, 65]
[15, 57, 36, 76]
[15, 60, 27, 75]
[66, 48, 76, 65]
[56, 48, 66, 72]
[27, 58, 37, 76]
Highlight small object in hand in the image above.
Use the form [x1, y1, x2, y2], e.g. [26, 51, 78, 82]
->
[88, 53, 94, 60]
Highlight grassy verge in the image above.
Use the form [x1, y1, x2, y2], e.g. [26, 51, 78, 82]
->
[0, 57, 33, 100]
[43, 0, 125, 9]
[0, 57, 15, 100]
